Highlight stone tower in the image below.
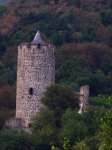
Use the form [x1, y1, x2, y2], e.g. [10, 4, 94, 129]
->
[16, 30, 56, 127]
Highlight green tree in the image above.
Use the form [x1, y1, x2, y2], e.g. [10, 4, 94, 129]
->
[108, 0, 112, 8]
[52, 33, 65, 46]
[0, 85, 16, 109]
[99, 109, 112, 150]
[0, 112, 5, 131]
[89, 96, 112, 108]
[84, 136, 101, 150]
[0, 32, 6, 57]
[73, 140, 90, 150]
[73, 135, 101, 150]
[66, 0, 81, 7]
[0, 77, 5, 89]
[0, 5, 7, 18]
[2, 64, 17, 85]
[100, 9, 112, 27]
[0, 129, 31, 150]
[10, 30, 28, 46]
[37, 0, 49, 5]
[98, 94, 112, 150]
[51, 137, 71, 150]
[58, 108, 88, 146]
[76, 71, 112, 96]
[31, 108, 57, 150]
[56, 56, 91, 84]
[69, 82, 79, 91]
[54, 0, 59, 4]
[31, 108, 56, 132]
[82, 106, 106, 136]
[41, 84, 80, 125]
[82, 24, 98, 42]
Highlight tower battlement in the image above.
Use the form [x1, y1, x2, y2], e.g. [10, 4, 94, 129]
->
[18, 43, 56, 58]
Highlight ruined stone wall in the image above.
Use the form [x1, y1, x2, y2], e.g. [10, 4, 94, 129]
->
[5, 117, 22, 128]
[79, 85, 89, 112]
[16, 43, 56, 127]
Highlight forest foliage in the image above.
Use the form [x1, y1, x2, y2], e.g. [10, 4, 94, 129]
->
[0, 0, 112, 149]
[0, 0, 10, 4]
[0, 0, 112, 96]
[0, 84, 111, 150]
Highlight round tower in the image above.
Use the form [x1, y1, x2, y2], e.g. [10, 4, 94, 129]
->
[16, 31, 56, 127]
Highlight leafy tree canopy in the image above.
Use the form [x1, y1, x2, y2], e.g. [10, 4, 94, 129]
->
[0, 5, 7, 17]
[31, 108, 56, 132]
[41, 83, 80, 124]
[82, 106, 106, 136]
[58, 108, 88, 145]
[0, 111, 5, 131]
[97, 94, 112, 150]
[56, 56, 91, 84]
[0, 129, 31, 150]
[31, 108, 57, 150]
[0, 32, 6, 57]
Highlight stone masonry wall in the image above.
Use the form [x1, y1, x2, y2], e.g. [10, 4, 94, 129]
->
[16, 43, 56, 127]
[6, 117, 22, 128]
[6, 84, 89, 129]
[80, 85, 89, 112]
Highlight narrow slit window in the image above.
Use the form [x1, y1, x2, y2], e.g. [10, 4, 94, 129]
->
[38, 44, 40, 49]
[29, 88, 33, 95]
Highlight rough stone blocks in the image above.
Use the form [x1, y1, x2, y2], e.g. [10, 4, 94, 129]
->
[16, 43, 56, 127]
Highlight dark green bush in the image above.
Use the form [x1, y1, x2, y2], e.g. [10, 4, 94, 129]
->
[58, 108, 88, 146]
[0, 129, 31, 150]
[56, 56, 91, 84]
[41, 83, 80, 124]
[82, 106, 106, 136]
[31, 108, 57, 150]
[99, 9, 112, 27]
[0, 5, 7, 18]
[89, 97, 112, 108]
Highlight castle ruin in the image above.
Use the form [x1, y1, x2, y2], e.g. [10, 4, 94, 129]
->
[6, 30, 89, 130]
[6, 30, 56, 129]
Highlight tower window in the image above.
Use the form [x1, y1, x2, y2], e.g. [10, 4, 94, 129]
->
[29, 123, 31, 127]
[29, 88, 33, 95]
[38, 44, 40, 49]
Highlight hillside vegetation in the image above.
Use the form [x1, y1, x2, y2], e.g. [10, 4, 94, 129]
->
[0, 0, 10, 4]
[0, 0, 112, 107]
[0, 0, 112, 108]
[0, 0, 112, 94]
[0, 0, 112, 149]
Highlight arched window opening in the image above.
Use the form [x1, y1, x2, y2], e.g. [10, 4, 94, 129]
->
[29, 123, 31, 127]
[29, 88, 33, 95]
[38, 44, 40, 49]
